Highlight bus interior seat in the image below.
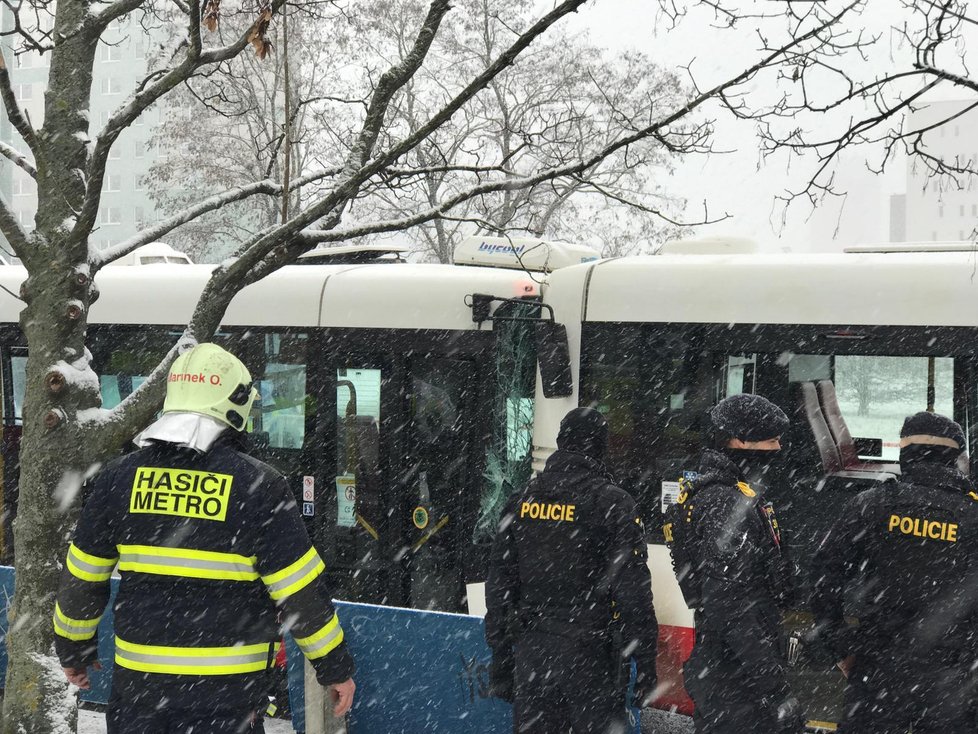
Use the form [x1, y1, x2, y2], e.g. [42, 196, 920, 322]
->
[795, 381, 844, 475]
[816, 380, 900, 474]
[787, 382, 897, 601]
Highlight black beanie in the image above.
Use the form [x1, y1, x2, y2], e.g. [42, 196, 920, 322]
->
[709, 393, 789, 443]
[899, 411, 965, 466]
[557, 407, 609, 460]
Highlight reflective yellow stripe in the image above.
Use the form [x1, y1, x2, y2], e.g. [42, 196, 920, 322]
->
[295, 613, 344, 660]
[261, 547, 325, 600]
[66, 543, 117, 582]
[114, 637, 277, 676]
[117, 544, 258, 581]
[53, 602, 101, 642]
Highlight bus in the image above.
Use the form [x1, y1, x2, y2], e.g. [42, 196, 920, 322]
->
[0, 243, 568, 614]
[2, 237, 974, 727]
[531, 240, 978, 724]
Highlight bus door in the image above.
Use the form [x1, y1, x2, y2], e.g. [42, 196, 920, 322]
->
[399, 354, 479, 612]
[316, 343, 484, 612]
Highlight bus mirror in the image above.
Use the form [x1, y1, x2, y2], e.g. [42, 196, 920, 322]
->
[535, 321, 573, 398]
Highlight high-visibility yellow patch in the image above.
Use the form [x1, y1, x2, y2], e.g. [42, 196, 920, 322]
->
[519, 501, 575, 522]
[887, 513, 958, 542]
[129, 467, 233, 522]
[663, 523, 673, 543]
[736, 481, 756, 498]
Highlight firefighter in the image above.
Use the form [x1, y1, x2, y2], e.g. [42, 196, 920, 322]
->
[485, 407, 658, 734]
[54, 343, 355, 733]
[812, 411, 978, 733]
[665, 393, 802, 734]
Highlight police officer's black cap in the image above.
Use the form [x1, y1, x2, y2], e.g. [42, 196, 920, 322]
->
[709, 393, 789, 442]
[557, 407, 609, 460]
[899, 411, 965, 452]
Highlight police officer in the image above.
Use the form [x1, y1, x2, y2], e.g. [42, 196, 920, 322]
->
[812, 411, 978, 733]
[485, 407, 657, 734]
[665, 393, 802, 734]
[54, 343, 355, 733]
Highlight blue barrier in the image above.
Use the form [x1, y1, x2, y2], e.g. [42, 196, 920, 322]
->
[0, 567, 638, 734]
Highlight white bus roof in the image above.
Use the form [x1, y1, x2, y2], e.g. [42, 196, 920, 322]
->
[0, 263, 541, 330]
[560, 251, 978, 327]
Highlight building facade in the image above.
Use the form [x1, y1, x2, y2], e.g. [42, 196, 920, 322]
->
[0, 11, 162, 257]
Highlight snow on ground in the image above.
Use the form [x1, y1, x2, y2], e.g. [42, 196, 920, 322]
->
[642, 709, 694, 734]
[79, 709, 297, 733]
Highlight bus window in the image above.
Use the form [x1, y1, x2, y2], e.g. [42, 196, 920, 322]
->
[334, 367, 384, 600]
[474, 309, 537, 547]
[834, 356, 954, 460]
[10, 353, 25, 424]
[253, 333, 308, 450]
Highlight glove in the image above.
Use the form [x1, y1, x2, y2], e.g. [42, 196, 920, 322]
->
[774, 695, 805, 734]
[488, 654, 514, 704]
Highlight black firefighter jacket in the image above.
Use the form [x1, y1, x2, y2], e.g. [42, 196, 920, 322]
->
[484, 449, 658, 693]
[812, 461, 978, 667]
[672, 449, 794, 703]
[54, 434, 354, 710]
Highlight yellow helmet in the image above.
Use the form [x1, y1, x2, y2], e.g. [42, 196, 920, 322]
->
[162, 343, 258, 431]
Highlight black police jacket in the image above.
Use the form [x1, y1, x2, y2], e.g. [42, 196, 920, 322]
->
[484, 450, 658, 690]
[674, 449, 793, 702]
[54, 433, 354, 710]
[812, 461, 978, 665]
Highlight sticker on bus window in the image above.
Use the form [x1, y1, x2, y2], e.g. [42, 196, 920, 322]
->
[661, 480, 681, 514]
[302, 475, 315, 502]
[336, 475, 356, 528]
[302, 502, 314, 517]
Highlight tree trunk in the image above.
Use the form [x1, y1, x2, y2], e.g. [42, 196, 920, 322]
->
[3, 259, 98, 734]
[2, 0, 102, 723]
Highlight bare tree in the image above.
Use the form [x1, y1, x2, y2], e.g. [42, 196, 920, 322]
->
[660, 0, 978, 219]
[148, 0, 696, 263]
[0, 0, 852, 729]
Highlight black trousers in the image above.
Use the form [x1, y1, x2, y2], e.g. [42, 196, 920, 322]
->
[683, 635, 788, 734]
[512, 631, 629, 734]
[106, 691, 265, 734]
[838, 655, 974, 734]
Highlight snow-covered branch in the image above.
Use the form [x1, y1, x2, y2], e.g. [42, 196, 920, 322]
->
[0, 51, 38, 154]
[0, 140, 36, 178]
[0, 192, 29, 255]
[75, 0, 288, 246]
[76, 335, 197, 452]
[90, 167, 340, 270]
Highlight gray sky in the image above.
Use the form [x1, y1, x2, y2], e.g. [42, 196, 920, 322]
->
[551, 0, 907, 252]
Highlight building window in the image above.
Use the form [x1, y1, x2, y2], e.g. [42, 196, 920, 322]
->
[100, 77, 121, 95]
[960, 230, 965, 240]
[972, 204, 977, 217]
[15, 83, 32, 101]
[939, 205, 944, 218]
[99, 207, 121, 225]
[108, 146, 121, 160]
[961, 205, 966, 217]
[134, 174, 145, 191]
[12, 177, 28, 196]
[134, 206, 145, 230]
[134, 141, 145, 159]
[100, 44, 122, 62]
[103, 174, 121, 192]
